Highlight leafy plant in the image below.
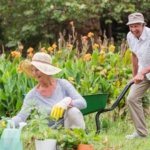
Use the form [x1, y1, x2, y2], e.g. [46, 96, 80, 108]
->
[57, 128, 80, 150]
[21, 99, 58, 142]
[0, 116, 11, 138]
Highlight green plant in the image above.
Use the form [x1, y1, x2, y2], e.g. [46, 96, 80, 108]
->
[73, 128, 100, 146]
[57, 128, 80, 150]
[21, 99, 58, 143]
[0, 117, 10, 138]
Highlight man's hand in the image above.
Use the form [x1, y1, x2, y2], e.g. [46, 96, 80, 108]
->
[51, 97, 73, 118]
[129, 72, 144, 84]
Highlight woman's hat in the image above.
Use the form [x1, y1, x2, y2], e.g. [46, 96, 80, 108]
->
[20, 52, 62, 78]
[126, 13, 146, 25]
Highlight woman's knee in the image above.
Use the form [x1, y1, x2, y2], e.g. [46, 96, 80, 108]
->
[64, 107, 85, 129]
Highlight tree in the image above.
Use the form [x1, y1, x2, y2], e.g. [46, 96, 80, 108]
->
[0, 0, 149, 49]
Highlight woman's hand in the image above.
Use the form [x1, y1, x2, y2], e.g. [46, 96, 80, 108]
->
[51, 97, 73, 118]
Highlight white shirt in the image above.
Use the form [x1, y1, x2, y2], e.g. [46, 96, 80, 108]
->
[127, 26, 150, 80]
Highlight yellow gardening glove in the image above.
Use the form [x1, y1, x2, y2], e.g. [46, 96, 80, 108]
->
[51, 97, 73, 118]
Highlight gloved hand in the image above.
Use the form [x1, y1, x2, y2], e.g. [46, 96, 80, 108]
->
[51, 97, 73, 118]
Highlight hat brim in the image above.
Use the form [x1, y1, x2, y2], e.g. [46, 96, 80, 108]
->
[126, 21, 146, 25]
[20, 61, 62, 78]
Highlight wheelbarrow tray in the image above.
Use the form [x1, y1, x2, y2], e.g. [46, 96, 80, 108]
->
[81, 94, 108, 115]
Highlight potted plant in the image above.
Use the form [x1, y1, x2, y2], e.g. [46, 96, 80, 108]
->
[72, 128, 100, 150]
[56, 127, 80, 150]
[21, 99, 58, 150]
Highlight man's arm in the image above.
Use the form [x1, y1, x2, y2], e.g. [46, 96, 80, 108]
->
[132, 52, 138, 78]
[130, 52, 150, 84]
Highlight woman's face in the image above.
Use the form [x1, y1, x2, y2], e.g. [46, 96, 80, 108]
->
[31, 65, 47, 82]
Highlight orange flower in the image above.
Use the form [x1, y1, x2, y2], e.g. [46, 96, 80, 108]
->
[48, 47, 53, 53]
[57, 50, 62, 54]
[11, 51, 17, 57]
[93, 43, 99, 49]
[19, 46, 23, 51]
[83, 53, 92, 61]
[15, 52, 21, 58]
[70, 21, 73, 25]
[65, 54, 68, 58]
[88, 32, 94, 37]
[101, 46, 105, 51]
[44, 50, 47, 54]
[52, 44, 57, 49]
[41, 47, 45, 51]
[28, 52, 33, 58]
[55, 63, 59, 67]
[109, 45, 115, 51]
[25, 59, 30, 62]
[27, 47, 33, 53]
[68, 44, 73, 50]
[68, 77, 73, 81]
[17, 65, 22, 73]
[82, 36, 87, 41]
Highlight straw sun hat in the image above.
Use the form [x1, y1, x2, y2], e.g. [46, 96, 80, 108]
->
[20, 52, 62, 78]
[126, 13, 146, 25]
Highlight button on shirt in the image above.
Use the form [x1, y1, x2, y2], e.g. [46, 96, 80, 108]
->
[127, 27, 150, 80]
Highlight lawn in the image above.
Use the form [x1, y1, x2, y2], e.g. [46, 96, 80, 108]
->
[84, 110, 150, 150]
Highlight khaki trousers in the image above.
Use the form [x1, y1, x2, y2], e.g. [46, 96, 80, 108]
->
[127, 76, 149, 137]
[64, 107, 85, 129]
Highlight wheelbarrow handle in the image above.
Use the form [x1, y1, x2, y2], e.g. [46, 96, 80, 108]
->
[95, 81, 134, 135]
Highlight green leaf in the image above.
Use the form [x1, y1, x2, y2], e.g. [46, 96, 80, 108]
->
[0, 89, 7, 100]
[92, 50, 99, 66]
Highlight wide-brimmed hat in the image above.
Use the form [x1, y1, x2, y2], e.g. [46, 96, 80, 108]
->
[20, 52, 62, 78]
[126, 13, 146, 25]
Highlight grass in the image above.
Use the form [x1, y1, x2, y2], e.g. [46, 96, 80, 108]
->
[84, 110, 150, 150]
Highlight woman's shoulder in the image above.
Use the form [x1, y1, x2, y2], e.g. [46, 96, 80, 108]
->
[57, 78, 71, 86]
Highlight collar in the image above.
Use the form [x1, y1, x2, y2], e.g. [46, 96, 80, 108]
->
[139, 27, 146, 41]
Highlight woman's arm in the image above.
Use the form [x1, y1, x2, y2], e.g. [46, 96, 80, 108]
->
[12, 91, 35, 127]
[61, 79, 87, 109]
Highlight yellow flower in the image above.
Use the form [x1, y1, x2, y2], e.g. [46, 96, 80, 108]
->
[68, 77, 73, 81]
[65, 54, 68, 58]
[101, 46, 105, 51]
[109, 45, 115, 51]
[27, 47, 33, 53]
[93, 43, 99, 49]
[28, 52, 33, 58]
[25, 59, 30, 62]
[44, 50, 47, 54]
[41, 47, 45, 51]
[19, 46, 23, 51]
[17, 65, 22, 73]
[1, 121, 6, 127]
[11, 51, 17, 57]
[57, 50, 62, 54]
[48, 47, 53, 53]
[55, 63, 59, 67]
[88, 32, 94, 37]
[52, 44, 57, 49]
[83, 53, 92, 61]
[100, 50, 105, 55]
[16, 52, 21, 58]
[68, 44, 73, 50]
[70, 21, 73, 25]
[82, 36, 87, 41]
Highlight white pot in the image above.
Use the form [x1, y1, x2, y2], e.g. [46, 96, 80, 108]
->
[35, 139, 57, 150]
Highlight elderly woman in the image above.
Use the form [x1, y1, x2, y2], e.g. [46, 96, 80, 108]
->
[12, 52, 87, 129]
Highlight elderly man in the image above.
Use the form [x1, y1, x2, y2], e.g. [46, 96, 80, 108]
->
[125, 13, 150, 139]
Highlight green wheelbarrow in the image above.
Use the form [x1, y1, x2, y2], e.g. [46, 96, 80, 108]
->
[81, 81, 134, 135]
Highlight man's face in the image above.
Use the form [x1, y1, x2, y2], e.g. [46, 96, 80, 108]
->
[129, 23, 145, 39]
